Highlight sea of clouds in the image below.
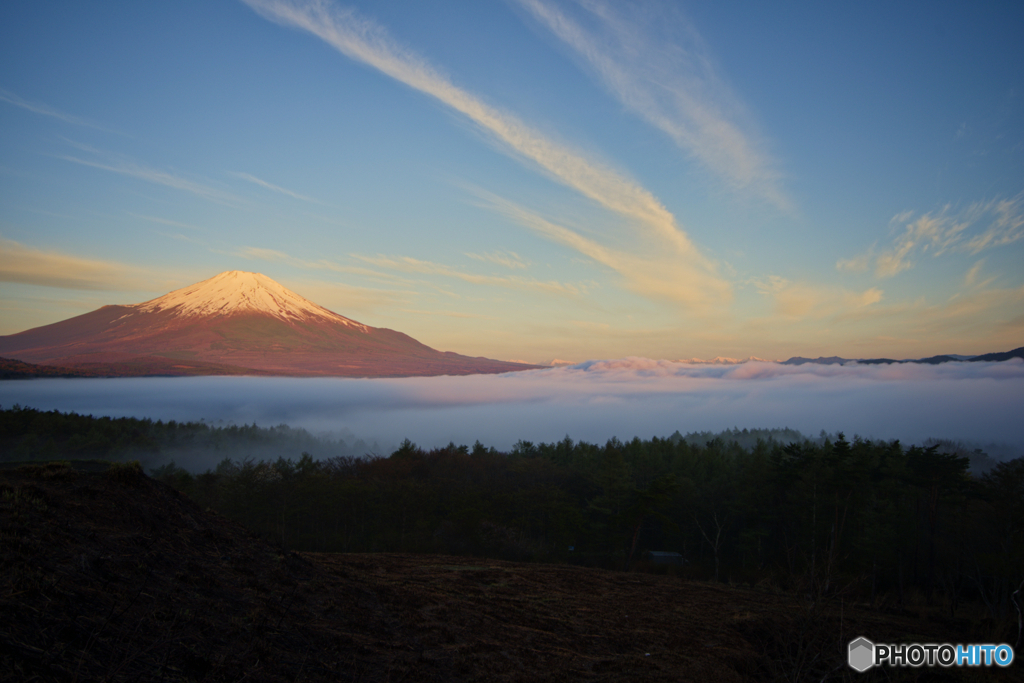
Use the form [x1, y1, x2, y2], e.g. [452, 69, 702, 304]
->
[2, 358, 1022, 456]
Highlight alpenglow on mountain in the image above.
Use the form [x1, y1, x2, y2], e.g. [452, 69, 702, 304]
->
[0, 271, 538, 377]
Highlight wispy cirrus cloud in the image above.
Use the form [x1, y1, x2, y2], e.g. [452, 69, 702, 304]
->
[749, 275, 883, 320]
[0, 87, 122, 134]
[738, 274, 1024, 359]
[474, 190, 730, 309]
[0, 237, 152, 291]
[287, 279, 415, 314]
[228, 171, 322, 203]
[237, 245, 417, 285]
[240, 0, 727, 308]
[513, 0, 789, 210]
[57, 141, 242, 206]
[831, 282, 1024, 343]
[835, 250, 873, 274]
[399, 308, 494, 320]
[839, 194, 1024, 278]
[963, 259, 994, 289]
[353, 253, 587, 297]
[465, 250, 528, 270]
[127, 213, 204, 231]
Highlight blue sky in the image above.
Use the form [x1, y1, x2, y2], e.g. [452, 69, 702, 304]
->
[2, 0, 1022, 363]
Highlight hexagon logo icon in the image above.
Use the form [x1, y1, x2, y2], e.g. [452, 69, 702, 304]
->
[848, 637, 875, 672]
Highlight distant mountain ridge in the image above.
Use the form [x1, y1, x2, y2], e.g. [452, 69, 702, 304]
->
[0, 271, 540, 378]
[673, 349, 1023, 366]
[780, 347, 1024, 366]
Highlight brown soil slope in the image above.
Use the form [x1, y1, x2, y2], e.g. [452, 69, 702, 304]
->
[1, 464, 1018, 682]
[0, 462, 450, 682]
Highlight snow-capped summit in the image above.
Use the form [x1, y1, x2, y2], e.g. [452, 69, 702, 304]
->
[134, 271, 367, 330]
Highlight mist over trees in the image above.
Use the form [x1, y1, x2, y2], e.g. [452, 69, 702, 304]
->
[3, 405, 1022, 627]
[0, 404, 378, 471]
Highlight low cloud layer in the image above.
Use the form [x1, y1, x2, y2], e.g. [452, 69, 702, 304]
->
[2, 360, 1021, 456]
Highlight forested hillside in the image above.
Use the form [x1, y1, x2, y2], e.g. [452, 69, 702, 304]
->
[3, 405, 1021, 635]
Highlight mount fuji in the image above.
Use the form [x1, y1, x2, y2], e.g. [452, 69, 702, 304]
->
[0, 271, 539, 377]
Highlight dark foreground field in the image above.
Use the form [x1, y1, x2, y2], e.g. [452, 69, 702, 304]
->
[1, 462, 1018, 682]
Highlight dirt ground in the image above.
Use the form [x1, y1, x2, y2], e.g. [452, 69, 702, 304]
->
[1, 462, 1019, 682]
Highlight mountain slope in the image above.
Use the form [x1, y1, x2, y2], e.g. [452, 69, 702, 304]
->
[0, 271, 537, 377]
[969, 346, 1024, 363]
